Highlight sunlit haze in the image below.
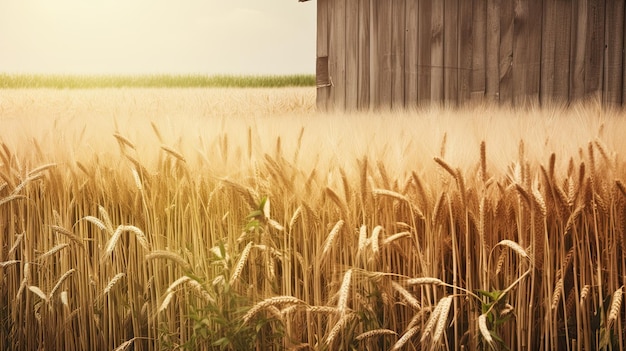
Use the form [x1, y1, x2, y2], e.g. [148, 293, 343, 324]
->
[0, 1, 316, 75]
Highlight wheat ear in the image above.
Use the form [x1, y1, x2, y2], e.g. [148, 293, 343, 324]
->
[230, 241, 254, 285]
[431, 296, 453, 344]
[145, 250, 190, 270]
[243, 296, 304, 323]
[478, 313, 493, 346]
[103, 273, 126, 296]
[496, 239, 529, 259]
[391, 326, 420, 351]
[321, 220, 345, 258]
[337, 269, 353, 314]
[608, 287, 623, 329]
[406, 277, 444, 286]
[391, 281, 421, 310]
[356, 329, 397, 341]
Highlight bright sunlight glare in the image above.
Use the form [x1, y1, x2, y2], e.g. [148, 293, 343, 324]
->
[0, 0, 316, 74]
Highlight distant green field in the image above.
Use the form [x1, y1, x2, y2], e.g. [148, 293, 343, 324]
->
[0, 74, 316, 89]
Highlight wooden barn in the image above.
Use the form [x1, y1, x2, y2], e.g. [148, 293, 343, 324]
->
[300, 0, 626, 110]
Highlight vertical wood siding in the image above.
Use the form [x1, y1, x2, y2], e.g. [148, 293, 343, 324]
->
[315, 0, 626, 110]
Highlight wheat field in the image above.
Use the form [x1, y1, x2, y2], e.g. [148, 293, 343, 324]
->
[1, 88, 626, 350]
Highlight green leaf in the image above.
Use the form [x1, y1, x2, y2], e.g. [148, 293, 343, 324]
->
[212, 337, 230, 347]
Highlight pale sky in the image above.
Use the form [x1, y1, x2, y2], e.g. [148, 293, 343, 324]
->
[0, 1, 316, 75]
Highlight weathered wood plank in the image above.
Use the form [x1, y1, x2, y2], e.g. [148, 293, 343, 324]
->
[604, 0, 624, 105]
[369, 0, 379, 107]
[444, 0, 459, 105]
[391, 0, 406, 108]
[375, 1, 393, 109]
[345, 0, 359, 110]
[458, 0, 473, 105]
[471, 0, 487, 100]
[498, 0, 514, 104]
[540, 0, 556, 105]
[584, 0, 605, 98]
[553, 0, 572, 102]
[405, 0, 419, 107]
[525, 0, 542, 105]
[486, 0, 501, 101]
[357, 0, 371, 109]
[570, 0, 588, 101]
[329, 0, 346, 110]
[431, 0, 444, 102]
[316, 0, 330, 110]
[512, 0, 529, 106]
[417, 0, 432, 104]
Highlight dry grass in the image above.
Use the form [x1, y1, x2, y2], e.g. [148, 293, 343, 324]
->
[1, 88, 626, 350]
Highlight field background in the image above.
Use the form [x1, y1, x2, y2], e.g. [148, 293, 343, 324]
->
[1, 84, 626, 350]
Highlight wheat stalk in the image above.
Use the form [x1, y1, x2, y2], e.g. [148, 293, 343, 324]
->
[37, 243, 69, 261]
[28, 286, 48, 302]
[160, 145, 186, 163]
[356, 329, 397, 341]
[230, 241, 254, 285]
[49, 268, 76, 299]
[145, 250, 190, 270]
[580, 285, 590, 306]
[608, 287, 623, 329]
[431, 296, 453, 344]
[391, 326, 420, 351]
[357, 224, 368, 255]
[337, 269, 353, 314]
[420, 297, 444, 342]
[551, 277, 563, 310]
[0, 260, 20, 268]
[392, 281, 421, 310]
[103, 273, 126, 296]
[243, 296, 304, 324]
[496, 239, 529, 259]
[113, 133, 136, 150]
[370, 225, 382, 255]
[478, 313, 493, 346]
[321, 220, 345, 258]
[325, 312, 355, 346]
[406, 277, 444, 286]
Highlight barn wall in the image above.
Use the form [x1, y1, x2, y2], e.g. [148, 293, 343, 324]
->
[315, 0, 626, 110]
